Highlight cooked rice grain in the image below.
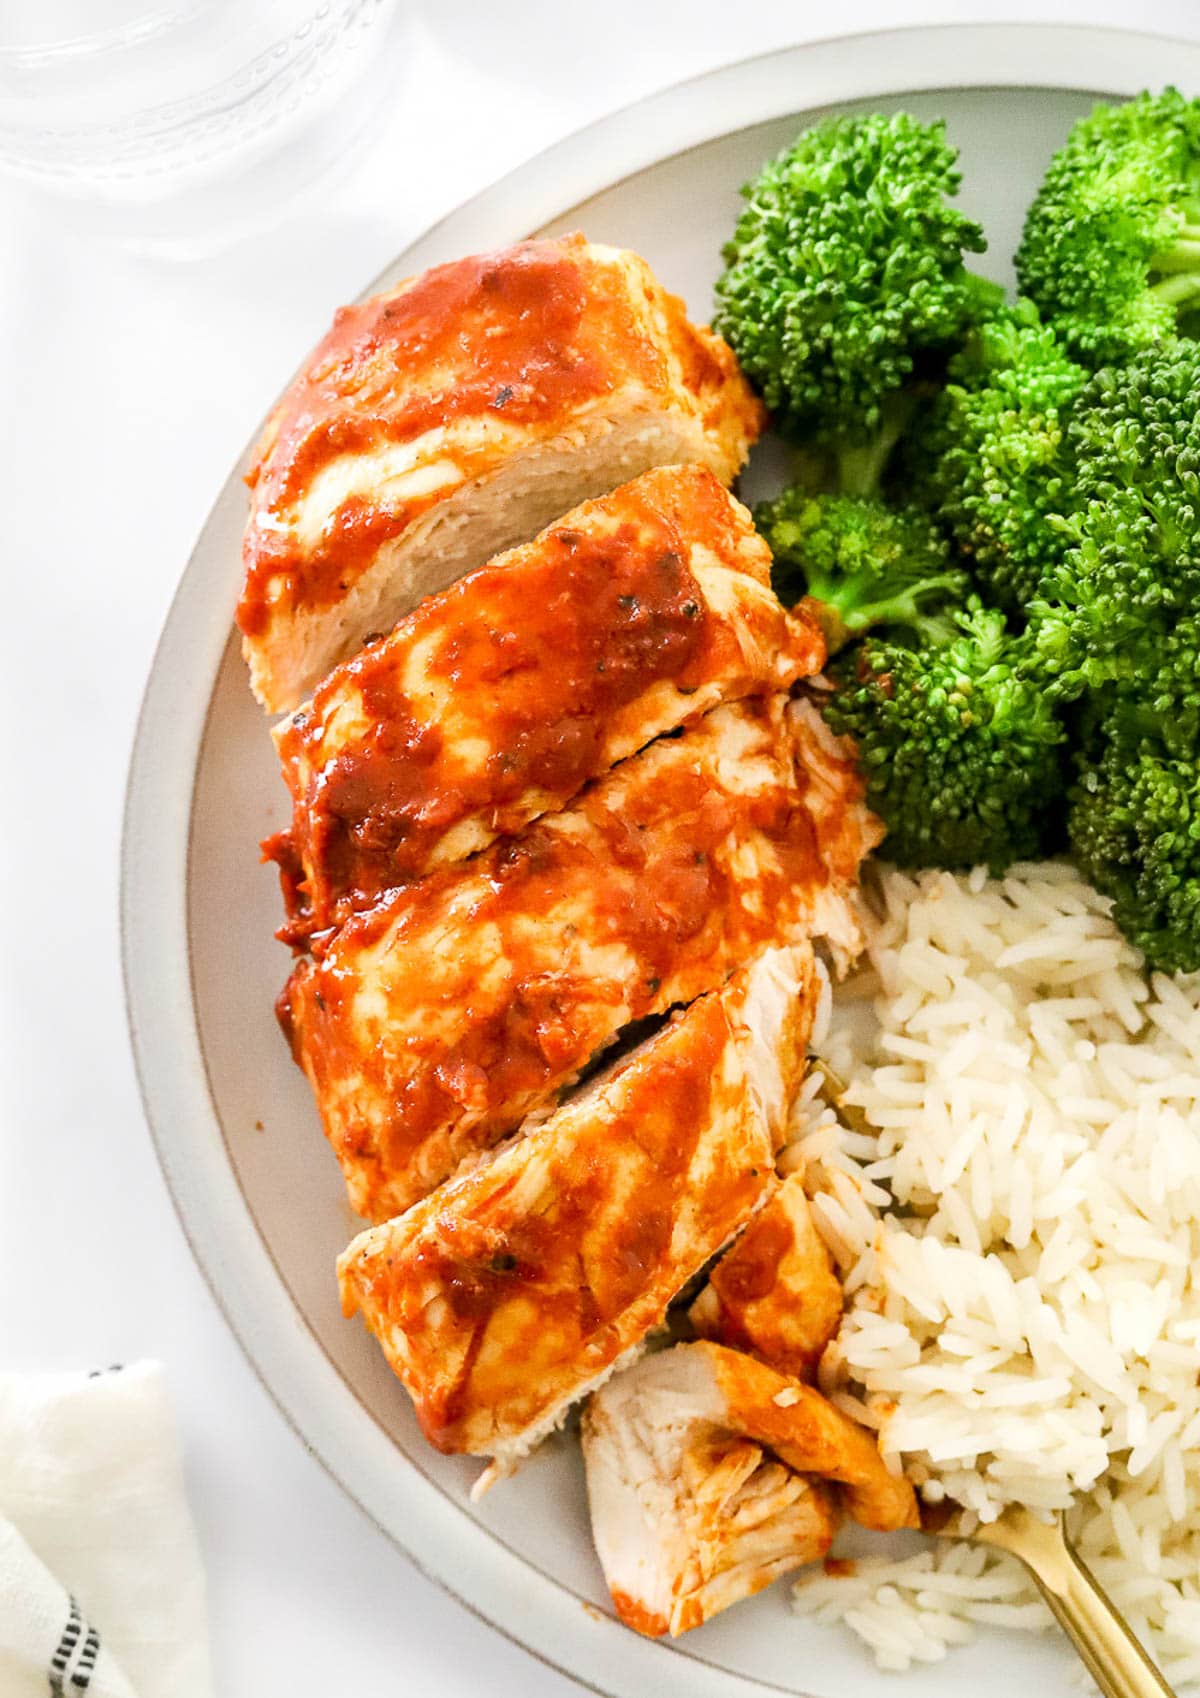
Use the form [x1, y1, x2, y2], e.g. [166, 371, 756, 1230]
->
[788, 863, 1200, 1681]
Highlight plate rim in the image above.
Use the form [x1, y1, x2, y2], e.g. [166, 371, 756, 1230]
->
[121, 23, 1200, 1698]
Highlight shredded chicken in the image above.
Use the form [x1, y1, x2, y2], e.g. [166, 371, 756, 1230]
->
[582, 1341, 918, 1637]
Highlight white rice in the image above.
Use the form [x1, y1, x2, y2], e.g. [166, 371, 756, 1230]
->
[785, 862, 1200, 1682]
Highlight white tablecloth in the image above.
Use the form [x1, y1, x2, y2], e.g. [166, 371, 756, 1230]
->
[3, 0, 1198, 1689]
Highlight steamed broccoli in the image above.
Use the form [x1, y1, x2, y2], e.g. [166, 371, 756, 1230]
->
[754, 487, 968, 652]
[822, 601, 1067, 872]
[1122, 619, 1200, 757]
[904, 301, 1088, 612]
[1031, 342, 1200, 696]
[1069, 691, 1200, 973]
[715, 111, 986, 448]
[714, 89, 1200, 960]
[1016, 87, 1200, 365]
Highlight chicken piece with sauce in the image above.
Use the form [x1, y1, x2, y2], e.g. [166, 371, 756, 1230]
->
[582, 1340, 919, 1638]
[265, 464, 824, 945]
[689, 1170, 844, 1382]
[281, 695, 877, 1221]
[337, 945, 819, 1480]
[238, 235, 764, 712]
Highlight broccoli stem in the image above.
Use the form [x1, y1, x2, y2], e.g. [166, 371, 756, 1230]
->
[1148, 273, 1200, 308]
[1151, 237, 1200, 271]
[819, 575, 972, 646]
[834, 392, 917, 498]
[836, 437, 894, 499]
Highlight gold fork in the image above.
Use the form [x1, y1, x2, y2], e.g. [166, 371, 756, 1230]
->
[809, 1059, 1176, 1698]
[938, 1504, 1174, 1698]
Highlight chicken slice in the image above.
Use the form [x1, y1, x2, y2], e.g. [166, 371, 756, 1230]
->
[281, 695, 868, 1221]
[265, 464, 824, 943]
[337, 945, 819, 1474]
[689, 1170, 844, 1382]
[582, 1340, 919, 1638]
[238, 234, 764, 712]
[789, 697, 884, 971]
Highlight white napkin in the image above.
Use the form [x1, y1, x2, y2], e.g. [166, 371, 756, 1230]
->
[0, 1362, 211, 1698]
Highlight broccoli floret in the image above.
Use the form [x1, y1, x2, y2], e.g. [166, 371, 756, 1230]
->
[1031, 342, 1200, 695]
[1015, 87, 1200, 365]
[755, 486, 968, 652]
[1124, 620, 1200, 759]
[822, 601, 1067, 873]
[1025, 337, 1200, 969]
[904, 301, 1088, 612]
[715, 111, 986, 446]
[958, 271, 1011, 330]
[1069, 696, 1200, 973]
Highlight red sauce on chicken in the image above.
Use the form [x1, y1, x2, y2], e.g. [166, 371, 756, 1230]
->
[265, 467, 822, 942]
[237, 239, 671, 636]
[280, 701, 826, 1221]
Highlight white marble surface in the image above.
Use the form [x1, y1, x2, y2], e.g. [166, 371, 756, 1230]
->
[3, 2, 1199, 1691]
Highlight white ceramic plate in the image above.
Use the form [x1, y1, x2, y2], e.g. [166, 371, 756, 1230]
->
[123, 26, 1200, 1698]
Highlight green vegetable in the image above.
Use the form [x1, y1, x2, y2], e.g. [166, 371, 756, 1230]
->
[1015, 87, 1200, 365]
[1030, 340, 1200, 972]
[1069, 688, 1200, 973]
[754, 485, 968, 653]
[822, 601, 1067, 874]
[1031, 342, 1200, 697]
[904, 301, 1088, 613]
[717, 90, 1200, 966]
[714, 110, 986, 447]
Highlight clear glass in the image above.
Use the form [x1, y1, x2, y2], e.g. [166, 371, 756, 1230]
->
[0, 0, 407, 254]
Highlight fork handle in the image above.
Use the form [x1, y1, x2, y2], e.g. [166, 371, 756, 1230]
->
[991, 1510, 1175, 1698]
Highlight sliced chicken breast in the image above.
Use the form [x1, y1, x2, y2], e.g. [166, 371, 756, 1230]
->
[337, 945, 819, 1474]
[266, 465, 824, 943]
[280, 696, 869, 1221]
[789, 696, 885, 957]
[689, 1170, 844, 1382]
[238, 235, 764, 712]
[582, 1340, 919, 1638]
